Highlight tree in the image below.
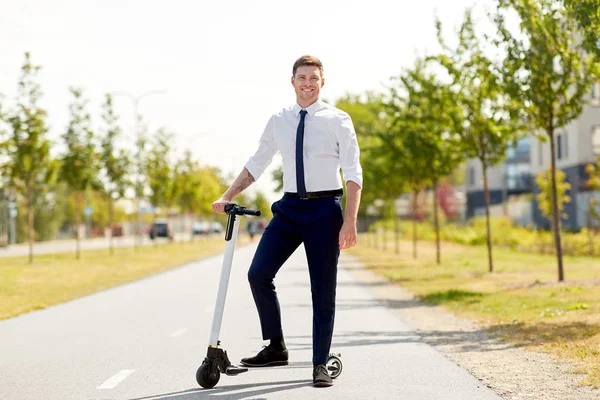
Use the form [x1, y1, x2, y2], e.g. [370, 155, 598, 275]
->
[252, 191, 272, 220]
[494, 0, 600, 281]
[535, 168, 571, 224]
[395, 58, 465, 264]
[0, 98, 8, 247]
[377, 81, 433, 259]
[100, 94, 131, 255]
[198, 166, 229, 216]
[3, 53, 58, 263]
[60, 87, 99, 259]
[336, 92, 405, 252]
[174, 149, 201, 218]
[172, 150, 223, 240]
[435, 9, 524, 272]
[146, 128, 175, 240]
[271, 164, 284, 193]
[563, 0, 600, 57]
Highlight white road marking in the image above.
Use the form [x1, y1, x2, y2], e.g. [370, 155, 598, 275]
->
[97, 369, 135, 389]
[169, 328, 188, 338]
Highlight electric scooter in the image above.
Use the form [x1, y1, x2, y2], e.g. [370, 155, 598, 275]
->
[196, 203, 343, 389]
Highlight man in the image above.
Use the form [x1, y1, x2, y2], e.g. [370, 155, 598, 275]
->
[212, 55, 362, 387]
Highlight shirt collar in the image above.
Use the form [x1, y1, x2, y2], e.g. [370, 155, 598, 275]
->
[293, 99, 323, 116]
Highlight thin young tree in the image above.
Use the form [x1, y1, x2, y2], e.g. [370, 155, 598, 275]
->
[4, 53, 58, 263]
[434, 9, 525, 272]
[337, 92, 405, 252]
[397, 58, 465, 264]
[60, 87, 99, 259]
[494, 0, 600, 281]
[146, 128, 175, 241]
[100, 94, 131, 255]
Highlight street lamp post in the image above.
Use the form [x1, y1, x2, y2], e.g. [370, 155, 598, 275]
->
[110, 90, 166, 248]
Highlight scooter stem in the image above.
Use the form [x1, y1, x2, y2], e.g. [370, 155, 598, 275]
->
[209, 213, 240, 347]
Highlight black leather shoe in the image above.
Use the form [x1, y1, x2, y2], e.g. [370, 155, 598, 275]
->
[313, 364, 333, 387]
[240, 345, 289, 367]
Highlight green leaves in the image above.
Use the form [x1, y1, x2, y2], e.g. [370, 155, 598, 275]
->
[585, 157, 600, 222]
[146, 128, 175, 210]
[60, 87, 99, 193]
[1, 53, 58, 261]
[535, 168, 571, 221]
[336, 92, 401, 208]
[564, 0, 600, 58]
[100, 93, 131, 201]
[435, 7, 524, 169]
[495, 0, 599, 134]
[390, 57, 464, 188]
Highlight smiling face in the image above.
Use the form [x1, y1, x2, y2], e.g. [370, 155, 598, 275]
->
[291, 65, 324, 108]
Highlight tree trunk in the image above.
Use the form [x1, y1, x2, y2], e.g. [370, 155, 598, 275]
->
[371, 216, 376, 248]
[548, 131, 565, 281]
[413, 189, 418, 259]
[433, 180, 441, 265]
[190, 214, 195, 243]
[75, 191, 82, 260]
[394, 208, 400, 255]
[108, 196, 114, 256]
[482, 162, 494, 273]
[153, 211, 158, 247]
[587, 205, 594, 256]
[382, 204, 387, 252]
[27, 189, 34, 264]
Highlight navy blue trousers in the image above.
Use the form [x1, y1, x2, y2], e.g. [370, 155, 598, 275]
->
[247, 193, 343, 366]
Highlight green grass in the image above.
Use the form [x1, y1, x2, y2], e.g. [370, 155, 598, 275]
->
[0, 236, 251, 320]
[348, 235, 600, 388]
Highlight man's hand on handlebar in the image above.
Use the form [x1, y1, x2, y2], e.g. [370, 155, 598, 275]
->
[212, 197, 231, 215]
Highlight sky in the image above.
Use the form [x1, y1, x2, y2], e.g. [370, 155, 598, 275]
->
[0, 0, 497, 203]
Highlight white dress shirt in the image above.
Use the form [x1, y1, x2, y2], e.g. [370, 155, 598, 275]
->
[245, 99, 363, 193]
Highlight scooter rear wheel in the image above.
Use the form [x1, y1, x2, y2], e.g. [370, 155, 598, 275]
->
[197, 361, 220, 388]
[326, 354, 343, 379]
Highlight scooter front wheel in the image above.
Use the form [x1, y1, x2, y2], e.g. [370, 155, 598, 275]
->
[326, 354, 343, 379]
[197, 360, 220, 388]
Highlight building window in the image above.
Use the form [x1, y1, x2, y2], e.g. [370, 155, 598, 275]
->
[469, 167, 475, 186]
[557, 134, 563, 160]
[593, 126, 600, 156]
[564, 132, 568, 159]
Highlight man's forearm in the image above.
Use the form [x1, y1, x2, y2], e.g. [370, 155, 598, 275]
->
[222, 168, 255, 200]
[344, 181, 361, 223]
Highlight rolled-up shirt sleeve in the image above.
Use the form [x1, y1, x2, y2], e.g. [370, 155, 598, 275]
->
[244, 116, 278, 181]
[337, 114, 363, 188]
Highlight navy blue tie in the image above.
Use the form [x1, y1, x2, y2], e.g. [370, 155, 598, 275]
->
[295, 109, 308, 198]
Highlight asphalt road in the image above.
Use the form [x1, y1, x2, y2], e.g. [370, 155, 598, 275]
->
[0, 240, 502, 400]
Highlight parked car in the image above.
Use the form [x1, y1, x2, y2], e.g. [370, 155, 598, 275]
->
[149, 219, 173, 241]
[210, 221, 224, 234]
[192, 222, 209, 235]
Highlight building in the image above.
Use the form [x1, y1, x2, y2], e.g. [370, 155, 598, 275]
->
[465, 82, 600, 231]
[465, 137, 533, 226]
[529, 82, 600, 231]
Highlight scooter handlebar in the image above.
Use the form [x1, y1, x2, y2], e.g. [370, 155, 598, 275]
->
[224, 203, 261, 217]
[239, 207, 261, 216]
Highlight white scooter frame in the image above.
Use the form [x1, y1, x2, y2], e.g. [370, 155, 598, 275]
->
[196, 203, 258, 389]
[195, 203, 343, 389]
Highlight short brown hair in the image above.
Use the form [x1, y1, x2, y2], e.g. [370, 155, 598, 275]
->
[292, 55, 323, 77]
